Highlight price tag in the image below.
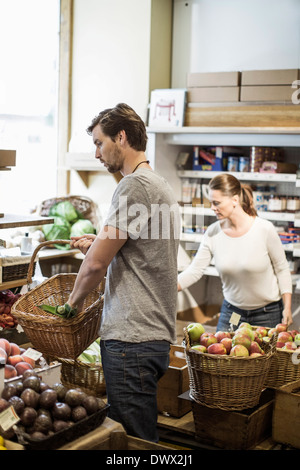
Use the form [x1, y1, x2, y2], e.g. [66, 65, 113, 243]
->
[24, 348, 43, 361]
[229, 312, 241, 326]
[0, 406, 20, 431]
[16, 324, 24, 333]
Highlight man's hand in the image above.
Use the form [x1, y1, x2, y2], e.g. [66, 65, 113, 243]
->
[70, 234, 96, 255]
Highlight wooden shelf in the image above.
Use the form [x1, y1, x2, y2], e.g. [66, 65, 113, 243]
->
[0, 214, 54, 229]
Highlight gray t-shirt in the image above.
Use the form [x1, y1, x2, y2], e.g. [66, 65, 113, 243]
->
[99, 168, 180, 344]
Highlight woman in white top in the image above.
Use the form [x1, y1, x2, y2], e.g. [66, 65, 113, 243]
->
[178, 174, 293, 331]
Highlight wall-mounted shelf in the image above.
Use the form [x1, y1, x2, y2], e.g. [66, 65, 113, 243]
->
[0, 214, 54, 230]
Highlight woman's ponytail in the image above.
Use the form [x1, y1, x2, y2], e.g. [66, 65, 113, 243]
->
[240, 184, 257, 216]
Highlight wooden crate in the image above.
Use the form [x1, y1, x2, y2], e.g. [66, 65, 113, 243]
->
[191, 389, 275, 450]
[272, 379, 300, 449]
[157, 345, 191, 418]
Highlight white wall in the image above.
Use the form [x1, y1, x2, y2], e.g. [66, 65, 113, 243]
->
[172, 0, 300, 88]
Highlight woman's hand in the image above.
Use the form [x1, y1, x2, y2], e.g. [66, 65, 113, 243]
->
[282, 307, 293, 328]
[70, 234, 96, 255]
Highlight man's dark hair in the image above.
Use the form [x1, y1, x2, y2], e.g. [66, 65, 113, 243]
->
[86, 103, 148, 151]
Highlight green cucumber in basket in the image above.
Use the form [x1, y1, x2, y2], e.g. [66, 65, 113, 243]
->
[37, 303, 78, 318]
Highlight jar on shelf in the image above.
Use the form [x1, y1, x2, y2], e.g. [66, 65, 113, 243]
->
[249, 146, 264, 172]
[268, 194, 282, 212]
[287, 195, 298, 213]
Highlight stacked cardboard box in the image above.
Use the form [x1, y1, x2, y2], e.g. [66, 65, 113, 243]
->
[0, 149, 16, 168]
[187, 71, 240, 103]
[240, 69, 300, 102]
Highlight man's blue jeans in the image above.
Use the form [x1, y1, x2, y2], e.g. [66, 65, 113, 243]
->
[100, 339, 170, 442]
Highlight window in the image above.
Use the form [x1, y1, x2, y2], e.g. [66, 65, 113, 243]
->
[0, 0, 60, 214]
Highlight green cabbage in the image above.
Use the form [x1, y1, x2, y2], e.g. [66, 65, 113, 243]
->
[49, 201, 80, 223]
[42, 216, 71, 249]
[70, 219, 96, 237]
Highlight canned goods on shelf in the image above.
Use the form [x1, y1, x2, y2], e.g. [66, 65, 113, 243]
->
[227, 156, 239, 172]
[239, 156, 249, 172]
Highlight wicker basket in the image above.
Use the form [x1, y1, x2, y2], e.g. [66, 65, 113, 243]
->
[59, 357, 106, 397]
[38, 195, 100, 230]
[264, 348, 300, 389]
[184, 327, 276, 411]
[11, 240, 104, 359]
[0, 254, 37, 283]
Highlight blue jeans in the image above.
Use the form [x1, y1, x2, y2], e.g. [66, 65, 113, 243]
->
[217, 299, 283, 332]
[100, 339, 170, 443]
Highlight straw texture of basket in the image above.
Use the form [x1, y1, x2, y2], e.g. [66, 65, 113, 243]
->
[184, 327, 276, 411]
[264, 348, 300, 389]
[11, 240, 104, 359]
[59, 358, 106, 397]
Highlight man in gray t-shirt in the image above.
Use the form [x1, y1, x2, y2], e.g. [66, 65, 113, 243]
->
[67, 104, 180, 442]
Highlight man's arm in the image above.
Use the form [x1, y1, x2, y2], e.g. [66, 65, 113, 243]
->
[67, 225, 128, 311]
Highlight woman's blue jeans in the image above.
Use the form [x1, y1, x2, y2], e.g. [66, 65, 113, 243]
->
[217, 299, 283, 332]
[100, 339, 170, 443]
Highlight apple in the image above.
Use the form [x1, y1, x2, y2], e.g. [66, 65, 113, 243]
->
[191, 344, 207, 353]
[294, 333, 300, 346]
[268, 328, 277, 338]
[9, 342, 21, 356]
[200, 332, 218, 348]
[207, 343, 227, 355]
[276, 341, 286, 349]
[275, 323, 287, 333]
[239, 322, 252, 330]
[282, 342, 297, 351]
[15, 361, 33, 376]
[253, 332, 263, 345]
[236, 327, 255, 341]
[289, 330, 299, 339]
[220, 337, 232, 354]
[250, 353, 263, 358]
[278, 331, 293, 343]
[249, 341, 264, 355]
[0, 347, 7, 364]
[0, 338, 11, 356]
[255, 327, 268, 338]
[230, 345, 249, 357]
[232, 333, 251, 350]
[187, 323, 205, 343]
[214, 331, 231, 342]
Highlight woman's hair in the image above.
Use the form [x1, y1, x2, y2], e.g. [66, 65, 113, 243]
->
[86, 103, 148, 152]
[208, 173, 257, 216]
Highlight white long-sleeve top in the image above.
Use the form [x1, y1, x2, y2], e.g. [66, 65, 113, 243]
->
[178, 217, 293, 310]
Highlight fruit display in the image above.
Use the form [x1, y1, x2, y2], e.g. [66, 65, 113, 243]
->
[0, 290, 21, 329]
[0, 338, 36, 379]
[186, 321, 287, 357]
[268, 323, 300, 351]
[0, 370, 107, 446]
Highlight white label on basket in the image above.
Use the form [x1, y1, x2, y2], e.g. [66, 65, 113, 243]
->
[230, 312, 241, 326]
[0, 406, 20, 431]
[24, 348, 43, 361]
[16, 324, 24, 333]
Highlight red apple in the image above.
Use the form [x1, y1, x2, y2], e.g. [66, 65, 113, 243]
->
[253, 332, 263, 345]
[214, 331, 231, 342]
[9, 342, 21, 356]
[232, 333, 251, 350]
[187, 323, 205, 343]
[255, 327, 268, 338]
[282, 342, 297, 351]
[278, 331, 293, 343]
[289, 330, 299, 340]
[21, 353, 35, 368]
[4, 364, 17, 379]
[0, 338, 11, 356]
[230, 345, 249, 357]
[15, 361, 33, 376]
[220, 337, 232, 354]
[7, 354, 23, 366]
[236, 327, 255, 341]
[276, 341, 286, 349]
[200, 332, 218, 348]
[191, 344, 207, 353]
[0, 347, 7, 364]
[249, 341, 263, 355]
[268, 328, 277, 338]
[276, 323, 288, 333]
[207, 343, 227, 355]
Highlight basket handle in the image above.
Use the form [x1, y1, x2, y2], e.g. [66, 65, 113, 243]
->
[27, 239, 71, 285]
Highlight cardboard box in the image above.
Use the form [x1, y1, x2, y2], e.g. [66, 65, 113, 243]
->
[272, 379, 300, 449]
[157, 345, 191, 418]
[241, 69, 300, 85]
[240, 85, 294, 102]
[0, 149, 16, 167]
[187, 71, 240, 87]
[188, 86, 240, 103]
[190, 389, 275, 450]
